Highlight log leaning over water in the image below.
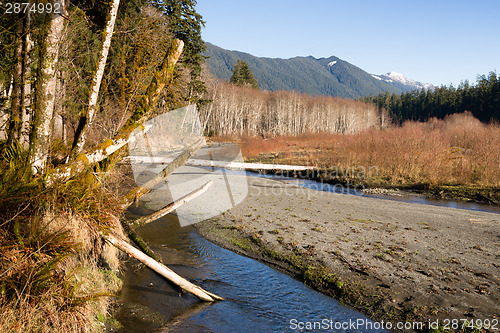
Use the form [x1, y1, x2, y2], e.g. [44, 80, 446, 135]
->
[130, 180, 213, 228]
[122, 180, 213, 260]
[122, 139, 205, 209]
[102, 232, 224, 302]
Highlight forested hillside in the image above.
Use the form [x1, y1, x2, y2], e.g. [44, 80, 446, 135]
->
[365, 72, 500, 123]
[204, 43, 403, 99]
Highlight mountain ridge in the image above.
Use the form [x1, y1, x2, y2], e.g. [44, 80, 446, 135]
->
[203, 43, 433, 99]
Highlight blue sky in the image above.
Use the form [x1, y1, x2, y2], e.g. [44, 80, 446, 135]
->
[196, 0, 499, 86]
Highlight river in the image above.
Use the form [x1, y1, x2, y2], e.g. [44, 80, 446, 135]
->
[112, 171, 498, 332]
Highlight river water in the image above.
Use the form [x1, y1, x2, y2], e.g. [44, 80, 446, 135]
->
[253, 171, 500, 214]
[114, 207, 385, 332]
[113, 171, 498, 332]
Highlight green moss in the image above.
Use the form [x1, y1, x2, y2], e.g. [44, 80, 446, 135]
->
[102, 139, 114, 149]
[76, 153, 90, 165]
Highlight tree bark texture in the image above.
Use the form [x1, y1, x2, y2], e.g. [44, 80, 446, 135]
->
[49, 39, 184, 184]
[102, 232, 223, 302]
[29, 3, 65, 174]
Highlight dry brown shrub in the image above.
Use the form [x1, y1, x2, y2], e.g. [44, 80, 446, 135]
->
[237, 112, 500, 187]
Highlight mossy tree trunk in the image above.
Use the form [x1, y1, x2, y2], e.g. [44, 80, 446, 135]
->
[6, 14, 24, 146]
[28, 2, 66, 174]
[68, 0, 121, 161]
[49, 39, 184, 184]
[20, 10, 33, 148]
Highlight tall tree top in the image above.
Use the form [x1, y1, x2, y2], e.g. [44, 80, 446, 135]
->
[152, 0, 206, 102]
[230, 60, 259, 89]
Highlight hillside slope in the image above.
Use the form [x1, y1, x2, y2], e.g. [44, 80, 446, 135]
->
[204, 43, 424, 98]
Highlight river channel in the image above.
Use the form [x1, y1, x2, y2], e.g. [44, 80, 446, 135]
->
[113, 170, 498, 332]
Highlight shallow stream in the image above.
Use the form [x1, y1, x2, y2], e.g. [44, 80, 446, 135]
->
[114, 171, 498, 332]
[114, 210, 384, 332]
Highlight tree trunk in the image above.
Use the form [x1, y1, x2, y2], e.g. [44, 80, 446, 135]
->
[6, 15, 24, 146]
[20, 10, 33, 148]
[130, 180, 213, 228]
[49, 39, 184, 184]
[29, 3, 65, 174]
[102, 232, 223, 302]
[69, 0, 121, 160]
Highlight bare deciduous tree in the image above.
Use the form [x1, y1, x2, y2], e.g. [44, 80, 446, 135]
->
[200, 80, 383, 137]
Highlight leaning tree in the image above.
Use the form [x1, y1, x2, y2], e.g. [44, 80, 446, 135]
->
[0, 0, 221, 311]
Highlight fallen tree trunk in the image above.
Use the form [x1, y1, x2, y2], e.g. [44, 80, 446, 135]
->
[120, 221, 163, 262]
[121, 180, 212, 261]
[122, 138, 205, 209]
[130, 180, 213, 228]
[127, 156, 314, 171]
[102, 232, 223, 302]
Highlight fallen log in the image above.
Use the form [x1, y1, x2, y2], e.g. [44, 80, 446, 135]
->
[121, 220, 163, 262]
[102, 232, 223, 302]
[130, 180, 213, 228]
[127, 156, 314, 171]
[122, 138, 205, 209]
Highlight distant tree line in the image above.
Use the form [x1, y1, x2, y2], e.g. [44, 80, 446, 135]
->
[364, 71, 500, 124]
[200, 79, 386, 137]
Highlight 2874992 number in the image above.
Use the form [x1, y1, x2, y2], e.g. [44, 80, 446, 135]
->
[5, 2, 61, 14]
[442, 318, 498, 330]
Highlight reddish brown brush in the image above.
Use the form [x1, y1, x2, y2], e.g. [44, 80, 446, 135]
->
[232, 112, 500, 187]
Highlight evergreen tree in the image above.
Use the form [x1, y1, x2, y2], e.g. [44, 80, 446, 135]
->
[230, 60, 259, 89]
[152, 0, 206, 102]
[365, 71, 500, 123]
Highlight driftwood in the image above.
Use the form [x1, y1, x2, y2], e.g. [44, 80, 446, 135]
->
[102, 232, 224, 302]
[130, 180, 213, 228]
[127, 156, 314, 172]
[120, 221, 163, 262]
[121, 180, 213, 261]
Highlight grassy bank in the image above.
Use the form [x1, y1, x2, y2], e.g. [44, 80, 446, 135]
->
[0, 144, 125, 332]
[217, 112, 500, 204]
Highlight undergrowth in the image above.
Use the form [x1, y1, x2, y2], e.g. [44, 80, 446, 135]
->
[0, 142, 124, 332]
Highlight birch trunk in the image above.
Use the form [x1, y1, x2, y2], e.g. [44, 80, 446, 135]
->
[69, 0, 121, 160]
[48, 39, 184, 184]
[29, 2, 65, 174]
[20, 10, 33, 148]
[6, 16, 23, 145]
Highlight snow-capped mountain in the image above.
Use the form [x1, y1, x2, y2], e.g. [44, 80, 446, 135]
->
[372, 72, 434, 92]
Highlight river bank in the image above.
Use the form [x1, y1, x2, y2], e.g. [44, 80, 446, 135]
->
[196, 176, 500, 331]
